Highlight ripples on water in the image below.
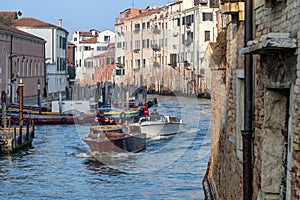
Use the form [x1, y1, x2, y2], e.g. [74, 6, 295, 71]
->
[0, 96, 211, 200]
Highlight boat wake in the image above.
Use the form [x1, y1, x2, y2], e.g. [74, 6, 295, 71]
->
[76, 152, 93, 158]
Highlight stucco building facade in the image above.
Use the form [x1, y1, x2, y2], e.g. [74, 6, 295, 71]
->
[115, 0, 219, 95]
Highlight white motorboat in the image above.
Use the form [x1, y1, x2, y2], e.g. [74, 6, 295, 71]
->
[131, 114, 186, 139]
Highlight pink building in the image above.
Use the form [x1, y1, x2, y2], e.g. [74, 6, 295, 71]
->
[0, 24, 46, 104]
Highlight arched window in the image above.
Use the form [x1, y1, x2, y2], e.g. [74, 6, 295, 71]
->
[38, 61, 40, 76]
[17, 58, 21, 77]
[26, 60, 29, 76]
[22, 60, 25, 76]
[30, 60, 33, 76]
[35, 61, 37, 76]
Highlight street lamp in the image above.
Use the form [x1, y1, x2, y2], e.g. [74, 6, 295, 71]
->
[37, 79, 41, 113]
[9, 54, 18, 104]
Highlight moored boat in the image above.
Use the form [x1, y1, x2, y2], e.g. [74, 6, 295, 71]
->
[5, 109, 95, 125]
[82, 124, 146, 153]
[98, 108, 141, 119]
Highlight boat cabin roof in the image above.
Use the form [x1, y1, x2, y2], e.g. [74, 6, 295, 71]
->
[90, 125, 123, 132]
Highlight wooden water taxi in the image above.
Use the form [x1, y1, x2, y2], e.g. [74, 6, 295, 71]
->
[82, 124, 146, 153]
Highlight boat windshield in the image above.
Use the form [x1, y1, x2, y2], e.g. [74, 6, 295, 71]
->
[90, 125, 124, 134]
[149, 114, 164, 121]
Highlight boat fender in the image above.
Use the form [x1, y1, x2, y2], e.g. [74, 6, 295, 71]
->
[61, 117, 67, 124]
[120, 112, 126, 119]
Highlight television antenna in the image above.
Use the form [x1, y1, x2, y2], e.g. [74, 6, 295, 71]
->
[131, 0, 135, 7]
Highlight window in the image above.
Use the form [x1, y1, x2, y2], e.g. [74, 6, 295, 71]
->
[187, 31, 194, 42]
[135, 59, 140, 69]
[38, 61, 40, 76]
[177, 18, 180, 26]
[182, 16, 185, 25]
[142, 40, 146, 48]
[63, 37, 66, 49]
[142, 22, 146, 29]
[135, 40, 140, 49]
[147, 22, 150, 29]
[84, 46, 91, 51]
[143, 59, 146, 68]
[104, 35, 110, 42]
[106, 58, 110, 65]
[30, 61, 32, 76]
[111, 57, 114, 64]
[59, 36, 62, 48]
[203, 13, 213, 21]
[116, 69, 125, 75]
[134, 23, 140, 31]
[205, 31, 210, 41]
[185, 14, 194, 25]
[117, 56, 122, 64]
[35, 62, 37, 76]
[97, 46, 101, 51]
[170, 54, 177, 65]
[102, 46, 108, 51]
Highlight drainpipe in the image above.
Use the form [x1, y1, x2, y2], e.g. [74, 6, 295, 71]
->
[242, 0, 254, 199]
[10, 35, 13, 104]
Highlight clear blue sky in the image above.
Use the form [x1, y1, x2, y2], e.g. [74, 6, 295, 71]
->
[1, 0, 171, 39]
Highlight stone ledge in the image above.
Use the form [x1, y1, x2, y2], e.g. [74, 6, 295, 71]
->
[239, 33, 297, 55]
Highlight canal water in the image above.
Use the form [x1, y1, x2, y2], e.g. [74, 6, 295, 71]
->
[0, 95, 211, 200]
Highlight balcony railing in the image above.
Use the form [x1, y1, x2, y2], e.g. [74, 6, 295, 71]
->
[153, 62, 160, 68]
[194, 0, 208, 5]
[153, 28, 161, 34]
[152, 44, 161, 52]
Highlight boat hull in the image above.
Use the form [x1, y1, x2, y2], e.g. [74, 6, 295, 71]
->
[6, 112, 95, 125]
[99, 108, 141, 118]
[83, 133, 146, 153]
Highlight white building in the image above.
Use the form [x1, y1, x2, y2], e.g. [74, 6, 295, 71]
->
[70, 29, 115, 86]
[114, 0, 219, 95]
[167, 0, 219, 94]
[14, 18, 69, 100]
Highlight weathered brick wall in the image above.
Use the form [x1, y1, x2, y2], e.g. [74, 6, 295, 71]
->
[208, 0, 300, 199]
[208, 15, 245, 199]
[291, 29, 300, 199]
[253, 0, 300, 199]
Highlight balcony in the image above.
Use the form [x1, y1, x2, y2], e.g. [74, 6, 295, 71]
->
[153, 27, 161, 35]
[152, 44, 161, 52]
[153, 62, 160, 68]
[184, 61, 192, 70]
[133, 49, 140, 53]
[133, 66, 140, 71]
[168, 63, 177, 69]
[194, 0, 208, 6]
[183, 39, 192, 46]
[116, 63, 125, 68]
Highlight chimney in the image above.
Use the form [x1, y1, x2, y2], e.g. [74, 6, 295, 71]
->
[58, 19, 62, 27]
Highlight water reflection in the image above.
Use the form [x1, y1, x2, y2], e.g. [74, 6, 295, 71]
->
[84, 159, 127, 176]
